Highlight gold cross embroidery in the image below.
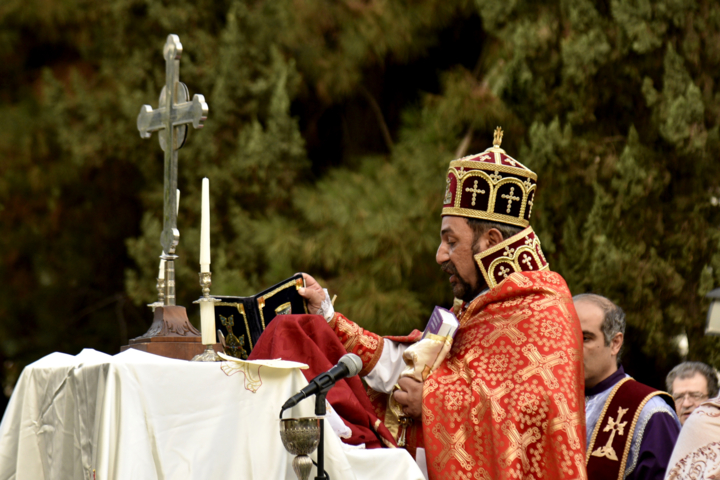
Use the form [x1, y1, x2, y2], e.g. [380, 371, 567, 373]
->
[501, 186, 520, 213]
[591, 407, 629, 461]
[474, 379, 513, 423]
[530, 295, 571, 318]
[498, 265, 511, 278]
[465, 180, 486, 206]
[503, 246, 516, 257]
[549, 393, 583, 450]
[500, 422, 540, 470]
[481, 310, 530, 347]
[489, 171, 502, 183]
[515, 344, 567, 389]
[440, 350, 480, 384]
[521, 254, 533, 269]
[504, 156, 518, 167]
[432, 423, 475, 471]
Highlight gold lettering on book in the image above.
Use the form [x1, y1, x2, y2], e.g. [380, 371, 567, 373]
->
[591, 406, 629, 461]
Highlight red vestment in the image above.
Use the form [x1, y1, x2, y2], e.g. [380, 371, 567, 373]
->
[249, 270, 586, 479]
[328, 270, 587, 480]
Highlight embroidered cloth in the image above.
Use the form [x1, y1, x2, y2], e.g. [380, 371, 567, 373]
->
[665, 396, 720, 479]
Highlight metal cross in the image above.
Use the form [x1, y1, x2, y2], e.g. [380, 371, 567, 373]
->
[137, 34, 208, 305]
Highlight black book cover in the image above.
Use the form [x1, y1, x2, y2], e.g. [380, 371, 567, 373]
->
[214, 274, 308, 359]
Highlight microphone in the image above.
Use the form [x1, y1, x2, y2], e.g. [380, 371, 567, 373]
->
[281, 353, 363, 413]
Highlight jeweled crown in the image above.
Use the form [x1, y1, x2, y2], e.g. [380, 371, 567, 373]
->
[442, 127, 537, 228]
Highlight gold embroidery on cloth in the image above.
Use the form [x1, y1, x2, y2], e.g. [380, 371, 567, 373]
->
[500, 421, 540, 470]
[474, 379, 513, 423]
[549, 392, 583, 450]
[515, 344, 568, 389]
[591, 406, 629, 461]
[481, 310, 530, 346]
[433, 423, 475, 471]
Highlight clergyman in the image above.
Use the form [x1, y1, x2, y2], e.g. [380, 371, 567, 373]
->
[575, 293, 680, 480]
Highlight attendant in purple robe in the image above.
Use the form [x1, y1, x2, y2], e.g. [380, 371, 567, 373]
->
[575, 294, 680, 480]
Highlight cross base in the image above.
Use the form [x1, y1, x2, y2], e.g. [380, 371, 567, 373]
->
[120, 306, 221, 361]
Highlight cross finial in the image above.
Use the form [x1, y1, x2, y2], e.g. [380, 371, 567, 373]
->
[493, 126, 503, 147]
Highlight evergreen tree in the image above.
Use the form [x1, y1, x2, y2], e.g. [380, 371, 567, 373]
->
[3, 0, 720, 416]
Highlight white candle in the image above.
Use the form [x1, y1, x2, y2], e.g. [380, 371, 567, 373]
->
[200, 301, 216, 344]
[199, 178, 210, 273]
[158, 256, 166, 280]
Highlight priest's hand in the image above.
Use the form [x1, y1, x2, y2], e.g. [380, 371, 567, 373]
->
[297, 273, 326, 315]
[393, 377, 423, 419]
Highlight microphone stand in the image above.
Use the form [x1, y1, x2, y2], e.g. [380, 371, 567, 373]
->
[314, 387, 330, 480]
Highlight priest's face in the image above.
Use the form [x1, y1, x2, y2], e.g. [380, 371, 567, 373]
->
[436, 216, 486, 302]
[575, 299, 622, 389]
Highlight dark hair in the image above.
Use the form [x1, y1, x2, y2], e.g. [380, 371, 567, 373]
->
[666, 361, 719, 398]
[465, 218, 522, 247]
[572, 293, 626, 363]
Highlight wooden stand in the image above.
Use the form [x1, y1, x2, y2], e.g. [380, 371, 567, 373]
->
[120, 305, 221, 361]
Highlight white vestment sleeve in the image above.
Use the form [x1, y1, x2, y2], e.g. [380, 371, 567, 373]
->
[363, 339, 410, 394]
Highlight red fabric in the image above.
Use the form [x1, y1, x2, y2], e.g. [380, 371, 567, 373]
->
[248, 314, 396, 448]
[423, 270, 587, 480]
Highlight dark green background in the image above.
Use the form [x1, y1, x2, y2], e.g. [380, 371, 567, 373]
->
[2, 0, 720, 417]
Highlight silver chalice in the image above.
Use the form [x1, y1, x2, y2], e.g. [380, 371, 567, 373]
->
[280, 417, 321, 480]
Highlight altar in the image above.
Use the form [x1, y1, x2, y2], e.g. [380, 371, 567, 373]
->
[0, 349, 425, 480]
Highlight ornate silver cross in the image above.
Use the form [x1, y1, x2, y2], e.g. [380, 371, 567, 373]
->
[137, 34, 209, 305]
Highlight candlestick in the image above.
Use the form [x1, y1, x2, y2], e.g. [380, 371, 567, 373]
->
[147, 254, 166, 311]
[191, 271, 220, 362]
[199, 178, 210, 273]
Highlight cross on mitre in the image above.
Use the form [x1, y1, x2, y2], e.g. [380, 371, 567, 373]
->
[493, 126, 503, 147]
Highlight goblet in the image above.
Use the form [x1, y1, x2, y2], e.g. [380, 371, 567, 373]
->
[280, 417, 321, 480]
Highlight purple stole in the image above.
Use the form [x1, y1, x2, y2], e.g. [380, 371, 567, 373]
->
[586, 377, 673, 479]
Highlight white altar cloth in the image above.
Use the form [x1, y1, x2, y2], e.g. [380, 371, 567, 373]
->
[0, 348, 424, 480]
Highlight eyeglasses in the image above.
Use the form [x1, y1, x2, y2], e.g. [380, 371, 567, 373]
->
[672, 391, 709, 404]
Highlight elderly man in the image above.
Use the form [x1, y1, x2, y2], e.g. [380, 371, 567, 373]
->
[575, 294, 680, 480]
[252, 128, 587, 479]
[666, 361, 719, 425]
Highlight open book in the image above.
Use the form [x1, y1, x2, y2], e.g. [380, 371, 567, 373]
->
[213, 274, 308, 359]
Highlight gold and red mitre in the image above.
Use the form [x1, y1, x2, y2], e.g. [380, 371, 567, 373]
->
[442, 127, 549, 289]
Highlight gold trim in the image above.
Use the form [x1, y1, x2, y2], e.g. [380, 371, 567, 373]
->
[586, 377, 632, 462]
[257, 278, 299, 331]
[449, 159, 537, 180]
[473, 227, 549, 288]
[618, 391, 669, 478]
[442, 207, 530, 228]
[216, 301, 253, 350]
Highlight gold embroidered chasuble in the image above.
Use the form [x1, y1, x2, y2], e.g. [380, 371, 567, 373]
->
[330, 270, 586, 480]
[423, 270, 586, 479]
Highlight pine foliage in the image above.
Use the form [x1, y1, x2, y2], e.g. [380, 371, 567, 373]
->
[2, 0, 720, 405]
